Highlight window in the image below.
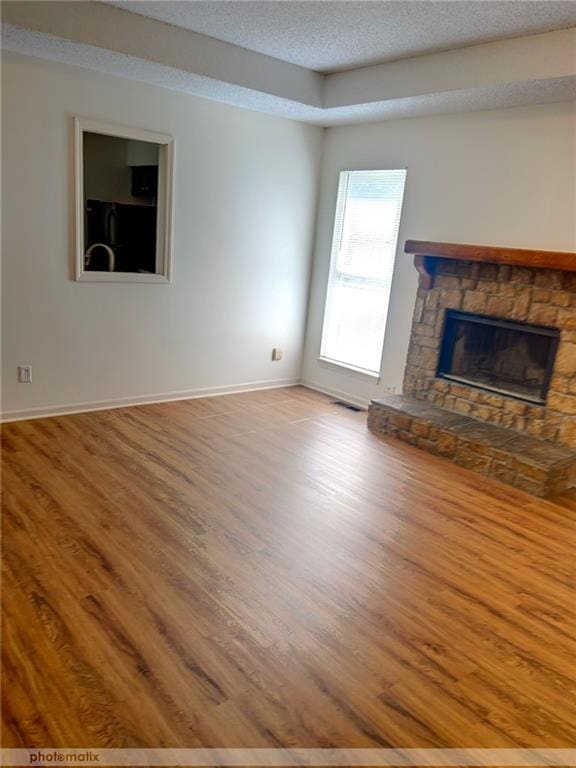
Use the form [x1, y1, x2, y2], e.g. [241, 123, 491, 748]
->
[320, 169, 407, 375]
[74, 117, 174, 283]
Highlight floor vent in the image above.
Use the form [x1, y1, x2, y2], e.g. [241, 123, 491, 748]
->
[331, 400, 364, 412]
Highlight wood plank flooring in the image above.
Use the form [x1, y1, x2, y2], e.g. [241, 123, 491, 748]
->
[2, 386, 575, 750]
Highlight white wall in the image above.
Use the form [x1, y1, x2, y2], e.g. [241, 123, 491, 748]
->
[302, 101, 576, 405]
[3, 52, 576, 419]
[1, 52, 323, 418]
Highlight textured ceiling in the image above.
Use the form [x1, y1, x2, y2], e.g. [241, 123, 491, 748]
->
[105, 0, 576, 73]
[3, 2, 576, 126]
[5, 24, 575, 126]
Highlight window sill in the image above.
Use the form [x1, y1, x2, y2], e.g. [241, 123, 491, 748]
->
[318, 357, 381, 382]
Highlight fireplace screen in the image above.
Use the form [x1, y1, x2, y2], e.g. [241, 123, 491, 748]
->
[437, 310, 560, 405]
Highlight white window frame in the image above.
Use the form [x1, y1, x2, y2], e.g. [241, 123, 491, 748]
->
[319, 168, 407, 378]
[74, 116, 175, 283]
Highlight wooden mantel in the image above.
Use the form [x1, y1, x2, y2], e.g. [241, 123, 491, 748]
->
[404, 240, 576, 289]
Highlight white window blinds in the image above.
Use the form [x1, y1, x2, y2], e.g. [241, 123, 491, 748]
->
[320, 169, 407, 375]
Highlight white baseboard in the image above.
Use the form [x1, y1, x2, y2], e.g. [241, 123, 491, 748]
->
[301, 379, 369, 409]
[0, 378, 301, 423]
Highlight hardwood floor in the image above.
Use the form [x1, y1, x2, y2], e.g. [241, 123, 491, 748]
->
[2, 386, 575, 750]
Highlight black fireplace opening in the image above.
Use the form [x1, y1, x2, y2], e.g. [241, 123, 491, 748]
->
[437, 310, 560, 405]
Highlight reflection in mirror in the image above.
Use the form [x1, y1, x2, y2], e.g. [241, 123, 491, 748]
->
[75, 118, 173, 283]
[84, 134, 159, 273]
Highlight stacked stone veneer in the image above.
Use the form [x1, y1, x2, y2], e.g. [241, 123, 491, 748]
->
[403, 259, 576, 449]
[367, 396, 576, 497]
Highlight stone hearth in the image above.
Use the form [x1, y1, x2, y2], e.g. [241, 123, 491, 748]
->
[368, 240, 576, 497]
[368, 394, 576, 498]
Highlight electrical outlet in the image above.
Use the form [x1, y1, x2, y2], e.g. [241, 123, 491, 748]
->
[272, 348, 283, 361]
[18, 365, 32, 383]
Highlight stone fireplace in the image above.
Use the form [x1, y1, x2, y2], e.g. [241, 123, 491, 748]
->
[437, 310, 559, 405]
[368, 240, 576, 498]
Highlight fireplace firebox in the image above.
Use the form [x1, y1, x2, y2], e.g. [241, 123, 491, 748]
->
[437, 310, 560, 405]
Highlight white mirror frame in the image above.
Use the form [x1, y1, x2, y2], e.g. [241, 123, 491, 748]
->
[74, 116, 174, 283]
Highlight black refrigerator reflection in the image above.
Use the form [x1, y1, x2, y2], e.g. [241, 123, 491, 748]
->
[85, 200, 157, 273]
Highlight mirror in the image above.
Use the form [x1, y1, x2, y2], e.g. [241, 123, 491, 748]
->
[74, 117, 173, 282]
